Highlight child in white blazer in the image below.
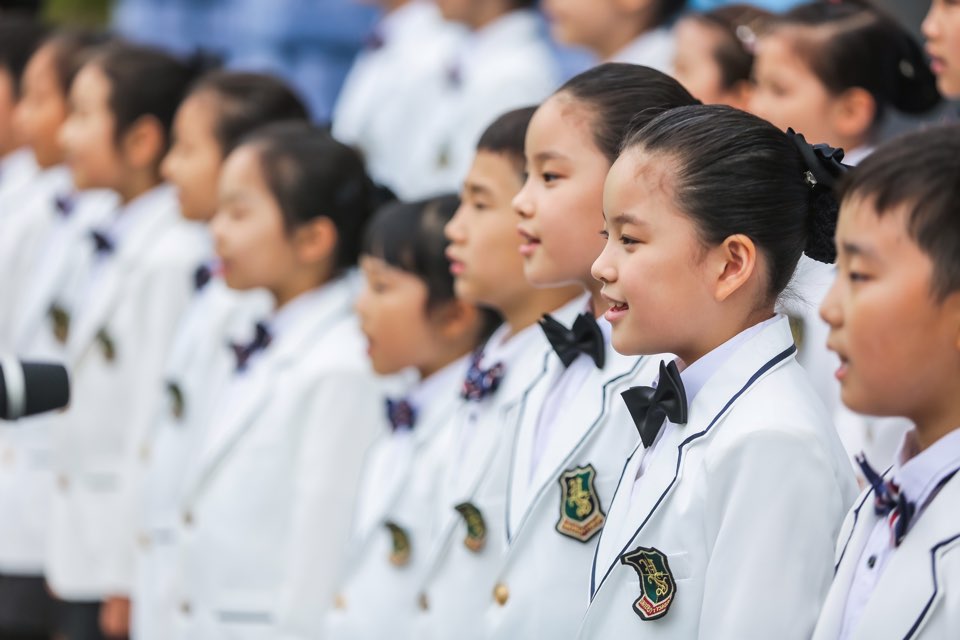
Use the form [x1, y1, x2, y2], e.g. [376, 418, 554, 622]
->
[324, 194, 500, 640]
[172, 123, 386, 639]
[580, 105, 858, 639]
[0, 15, 45, 203]
[47, 42, 210, 640]
[412, 107, 583, 640]
[813, 126, 960, 640]
[542, 0, 681, 71]
[131, 71, 310, 640]
[487, 63, 696, 640]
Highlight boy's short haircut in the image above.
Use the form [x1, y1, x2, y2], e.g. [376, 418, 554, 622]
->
[838, 125, 960, 300]
[476, 106, 537, 176]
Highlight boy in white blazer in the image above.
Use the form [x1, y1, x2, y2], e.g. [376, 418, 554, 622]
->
[169, 124, 385, 639]
[487, 64, 698, 640]
[580, 106, 858, 639]
[413, 108, 584, 639]
[131, 72, 309, 640]
[393, 0, 560, 199]
[813, 127, 960, 639]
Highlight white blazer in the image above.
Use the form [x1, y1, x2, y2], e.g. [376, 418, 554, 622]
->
[485, 335, 663, 639]
[414, 295, 584, 640]
[323, 356, 468, 640]
[812, 473, 960, 640]
[393, 9, 560, 199]
[0, 188, 116, 576]
[579, 317, 858, 639]
[0, 148, 39, 206]
[170, 278, 383, 640]
[332, 0, 463, 191]
[45, 185, 209, 600]
[132, 276, 272, 640]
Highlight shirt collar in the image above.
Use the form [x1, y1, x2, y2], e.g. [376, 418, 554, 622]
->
[676, 315, 780, 405]
[410, 353, 471, 409]
[893, 427, 960, 508]
[267, 276, 349, 343]
[103, 183, 173, 250]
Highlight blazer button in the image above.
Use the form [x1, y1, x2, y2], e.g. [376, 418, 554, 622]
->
[57, 474, 70, 491]
[180, 601, 192, 616]
[494, 583, 509, 606]
[137, 532, 151, 550]
[182, 511, 194, 527]
[418, 593, 429, 611]
[333, 593, 346, 610]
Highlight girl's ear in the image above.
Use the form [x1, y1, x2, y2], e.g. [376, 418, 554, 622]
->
[708, 233, 759, 303]
[833, 87, 876, 142]
[121, 114, 166, 170]
[293, 216, 338, 266]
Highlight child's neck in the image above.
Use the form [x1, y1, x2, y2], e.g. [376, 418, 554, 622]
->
[117, 174, 162, 206]
[499, 285, 583, 339]
[417, 342, 473, 381]
[271, 268, 336, 310]
[595, 12, 656, 61]
[911, 396, 960, 453]
[676, 306, 774, 367]
[463, 4, 513, 31]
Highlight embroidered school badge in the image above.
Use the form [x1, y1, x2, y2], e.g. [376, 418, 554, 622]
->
[166, 381, 185, 420]
[620, 546, 677, 621]
[95, 328, 116, 362]
[787, 314, 805, 351]
[454, 502, 487, 552]
[48, 304, 71, 344]
[384, 521, 411, 567]
[556, 464, 606, 542]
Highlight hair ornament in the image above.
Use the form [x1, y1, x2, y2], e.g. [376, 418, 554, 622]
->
[786, 128, 848, 192]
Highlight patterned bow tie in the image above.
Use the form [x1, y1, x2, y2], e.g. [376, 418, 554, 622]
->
[90, 229, 115, 256]
[194, 263, 214, 292]
[621, 360, 688, 448]
[231, 322, 272, 372]
[461, 350, 505, 402]
[55, 194, 76, 218]
[856, 453, 915, 547]
[386, 398, 416, 432]
[539, 312, 605, 369]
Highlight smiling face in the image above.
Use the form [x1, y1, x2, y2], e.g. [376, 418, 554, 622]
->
[161, 90, 224, 222]
[445, 149, 528, 312]
[592, 149, 715, 359]
[923, 0, 960, 98]
[820, 196, 960, 424]
[513, 94, 609, 291]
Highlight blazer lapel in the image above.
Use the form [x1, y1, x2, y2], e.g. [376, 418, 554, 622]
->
[852, 474, 960, 640]
[590, 318, 798, 598]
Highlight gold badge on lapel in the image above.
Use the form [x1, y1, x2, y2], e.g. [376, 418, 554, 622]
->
[788, 314, 805, 352]
[384, 521, 411, 567]
[166, 381, 185, 421]
[620, 546, 676, 621]
[556, 464, 606, 543]
[454, 502, 486, 552]
[48, 304, 71, 344]
[95, 328, 116, 362]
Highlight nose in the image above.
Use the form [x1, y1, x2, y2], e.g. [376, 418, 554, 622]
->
[818, 270, 843, 329]
[922, 2, 940, 40]
[512, 176, 535, 219]
[445, 205, 466, 243]
[591, 239, 616, 284]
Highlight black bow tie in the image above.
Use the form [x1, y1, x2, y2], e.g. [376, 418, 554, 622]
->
[386, 398, 416, 432]
[231, 322, 272, 372]
[90, 229, 115, 256]
[621, 360, 688, 448]
[194, 263, 213, 292]
[539, 312, 605, 369]
[55, 194, 75, 218]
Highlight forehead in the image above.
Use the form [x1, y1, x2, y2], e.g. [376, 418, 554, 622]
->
[837, 195, 916, 254]
[604, 149, 679, 214]
[526, 93, 596, 156]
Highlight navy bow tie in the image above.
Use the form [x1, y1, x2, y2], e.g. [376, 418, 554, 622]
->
[55, 194, 76, 218]
[461, 350, 505, 402]
[231, 322, 272, 372]
[856, 453, 915, 547]
[539, 312, 605, 369]
[194, 263, 213, 292]
[621, 360, 688, 448]
[90, 229, 114, 256]
[386, 398, 416, 432]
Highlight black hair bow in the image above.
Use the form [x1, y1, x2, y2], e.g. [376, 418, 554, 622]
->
[786, 128, 848, 191]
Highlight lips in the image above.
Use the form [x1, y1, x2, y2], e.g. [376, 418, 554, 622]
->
[445, 247, 465, 276]
[600, 290, 629, 323]
[518, 226, 541, 257]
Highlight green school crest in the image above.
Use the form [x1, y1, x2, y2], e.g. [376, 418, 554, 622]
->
[96, 327, 116, 362]
[556, 464, 606, 542]
[48, 304, 71, 344]
[454, 502, 486, 552]
[167, 381, 185, 421]
[383, 521, 411, 567]
[621, 546, 677, 621]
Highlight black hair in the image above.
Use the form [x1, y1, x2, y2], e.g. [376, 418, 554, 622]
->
[839, 125, 960, 300]
[623, 105, 840, 302]
[555, 63, 700, 164]
[654, 0, 687, 26]
[0, 14, 48, 97]
[690, 5, 772, 90]
[509, 0, 538, 8]
[186, 71, 310, 157]
[776, 1, 940, 121]
[240, 121, 392, 273]
[476, 106, 537, 175]
[89, 42, 216, 150]
[43, 30, 112, 97]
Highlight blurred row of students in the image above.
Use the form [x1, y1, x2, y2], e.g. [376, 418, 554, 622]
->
[0, 0, 958, 638]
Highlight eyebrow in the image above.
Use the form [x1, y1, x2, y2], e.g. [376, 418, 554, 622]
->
[533, 150, 568, 164]
[840, 241, 878, 260]
[465, 182, 493, 197]
[609, 212, 646, 226]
